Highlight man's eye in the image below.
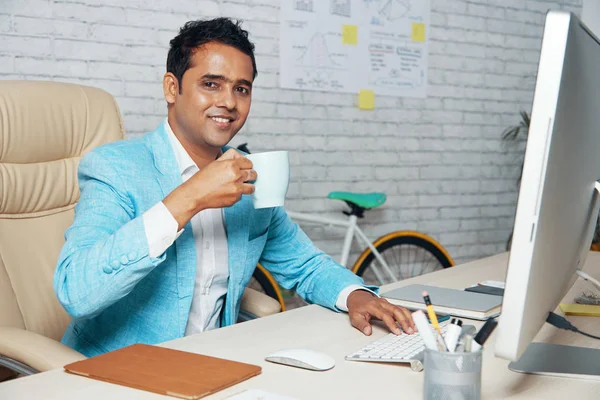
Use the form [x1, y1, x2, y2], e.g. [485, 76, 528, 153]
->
[204, 82, 218, 88]
[237, 87, 249, 94]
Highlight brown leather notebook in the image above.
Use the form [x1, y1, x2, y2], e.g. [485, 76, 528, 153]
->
[64, 344, 262, 399]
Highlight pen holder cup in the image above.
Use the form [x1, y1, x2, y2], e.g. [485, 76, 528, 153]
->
[423, 348, 482, 400]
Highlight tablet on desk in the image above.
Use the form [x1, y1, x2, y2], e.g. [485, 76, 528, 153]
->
[382, 284, 502, 320]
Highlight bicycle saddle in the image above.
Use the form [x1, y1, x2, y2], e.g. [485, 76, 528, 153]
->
[327, 192, 386, 209]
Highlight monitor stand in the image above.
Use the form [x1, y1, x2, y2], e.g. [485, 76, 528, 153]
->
[509, 342, 600, 380]
[509, 182, 600, 380]
[573, 181, 600, 279]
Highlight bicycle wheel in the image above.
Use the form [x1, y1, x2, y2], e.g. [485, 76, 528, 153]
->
[248, 263, 287, 311]
[352, 231, 454, 286]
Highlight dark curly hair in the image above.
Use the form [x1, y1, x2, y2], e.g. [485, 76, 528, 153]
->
[167, 18, 257, 93]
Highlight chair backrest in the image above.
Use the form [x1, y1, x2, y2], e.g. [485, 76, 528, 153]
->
[0, 80, 124, 341]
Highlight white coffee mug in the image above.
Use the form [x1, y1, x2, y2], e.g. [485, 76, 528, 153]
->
[245, 151, 290, 209]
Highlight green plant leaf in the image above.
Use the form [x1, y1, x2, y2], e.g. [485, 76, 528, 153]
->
[502, 110, 530, 141]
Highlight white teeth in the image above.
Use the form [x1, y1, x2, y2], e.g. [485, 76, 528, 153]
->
[212, 117, 231, 123]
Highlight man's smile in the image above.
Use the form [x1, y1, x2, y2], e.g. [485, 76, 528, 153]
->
[210, 115, 235, 128]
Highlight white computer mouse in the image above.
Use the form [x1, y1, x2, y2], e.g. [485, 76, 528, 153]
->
[265, 348, 335, 371]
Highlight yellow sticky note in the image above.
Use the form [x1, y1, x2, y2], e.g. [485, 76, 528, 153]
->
[412, 22, 426, 42]
[342, 24, 358, 45]
[559, 303, 600, 316]
[358, 90, 375, 110]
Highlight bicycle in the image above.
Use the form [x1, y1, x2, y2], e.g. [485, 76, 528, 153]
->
[237, 144, 455, 311]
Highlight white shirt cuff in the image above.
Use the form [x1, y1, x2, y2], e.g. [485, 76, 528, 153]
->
[143, 202, 183, 258]
[335, 285, 380, 312]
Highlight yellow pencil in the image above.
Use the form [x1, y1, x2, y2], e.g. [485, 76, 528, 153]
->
[422, 291, 448, 352]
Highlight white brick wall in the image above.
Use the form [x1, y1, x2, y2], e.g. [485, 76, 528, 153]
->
[0, 0, 582, 267]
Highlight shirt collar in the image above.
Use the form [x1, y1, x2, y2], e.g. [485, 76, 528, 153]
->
[164, 118, 197, 176]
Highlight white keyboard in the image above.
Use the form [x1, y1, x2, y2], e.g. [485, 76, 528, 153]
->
[345, 319, 450, 372]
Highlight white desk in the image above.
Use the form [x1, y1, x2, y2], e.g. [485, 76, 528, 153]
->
[2, 253, 600, 399]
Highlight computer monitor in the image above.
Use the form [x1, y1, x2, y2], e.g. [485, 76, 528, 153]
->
[494, 11, 600, 377]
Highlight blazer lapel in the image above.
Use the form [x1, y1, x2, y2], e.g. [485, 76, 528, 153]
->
[146, 122, 181, 197]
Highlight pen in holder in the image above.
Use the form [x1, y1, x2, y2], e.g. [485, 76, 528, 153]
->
[423, 347, 482, 400]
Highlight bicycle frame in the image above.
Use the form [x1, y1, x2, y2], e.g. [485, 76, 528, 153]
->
[286, 211, 398, 285]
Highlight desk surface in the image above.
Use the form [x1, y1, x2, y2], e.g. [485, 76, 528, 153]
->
[2, 252, 600, 399]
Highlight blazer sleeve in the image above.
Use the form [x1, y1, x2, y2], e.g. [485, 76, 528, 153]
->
[258, 207, 378, 311]
[53, 150, 166, 319]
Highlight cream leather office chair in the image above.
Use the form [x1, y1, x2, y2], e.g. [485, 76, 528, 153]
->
[0, 80, 280, 376]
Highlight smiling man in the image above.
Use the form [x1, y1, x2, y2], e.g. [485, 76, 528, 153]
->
[53, 18, 415, 357]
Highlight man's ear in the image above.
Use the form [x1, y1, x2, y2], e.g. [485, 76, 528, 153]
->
[163, 72, 179, 105]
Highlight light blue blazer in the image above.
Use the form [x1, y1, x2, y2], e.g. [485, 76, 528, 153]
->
[54, 121, 369, 357]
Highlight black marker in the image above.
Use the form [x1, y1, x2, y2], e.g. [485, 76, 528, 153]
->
[471, 318, 498, 352]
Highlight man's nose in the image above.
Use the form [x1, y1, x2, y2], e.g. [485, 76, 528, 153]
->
[215, 88, 236, 110]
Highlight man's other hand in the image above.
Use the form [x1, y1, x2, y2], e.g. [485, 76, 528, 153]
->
[347, 290, 416, 336]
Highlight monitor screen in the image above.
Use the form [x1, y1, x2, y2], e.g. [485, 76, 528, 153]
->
[494, 10, 600, 363]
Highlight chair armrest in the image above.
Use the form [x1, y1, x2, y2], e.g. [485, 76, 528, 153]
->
[240, 288, 281, 319]
[0, 326, 86, 373]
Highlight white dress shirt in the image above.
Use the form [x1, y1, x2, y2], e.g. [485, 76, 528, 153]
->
[143, 119, 369, 336]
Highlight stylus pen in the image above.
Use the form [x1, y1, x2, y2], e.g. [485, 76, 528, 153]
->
[471, 318, 498, 352]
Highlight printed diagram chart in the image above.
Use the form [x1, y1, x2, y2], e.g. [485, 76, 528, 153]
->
[280, 0, 429, 97]
[331, 0, 351, 17]
[297, 33, 340, 69]
[366, 0, 423, 26]
[379, 0, 413, 20]
[294, 0, 314, 12]
[368, 43, 424, 91]
[289, 30, 349, 91]
[363, 0, 428, 95]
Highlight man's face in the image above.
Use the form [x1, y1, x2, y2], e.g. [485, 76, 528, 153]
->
[166, 42, 254, 152]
